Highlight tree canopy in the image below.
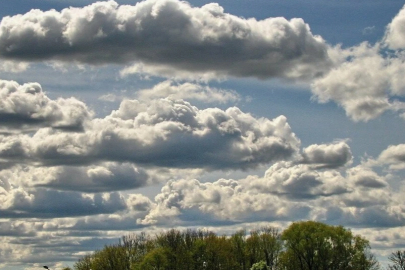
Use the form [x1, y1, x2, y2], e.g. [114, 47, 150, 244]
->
[280, 221, 379, 270]
[72, 221, 382, 270]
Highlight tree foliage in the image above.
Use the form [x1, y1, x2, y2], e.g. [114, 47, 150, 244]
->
[72, 221, 381, 270]
[250, 260, 269, 270]
[280, 221, 379, 270]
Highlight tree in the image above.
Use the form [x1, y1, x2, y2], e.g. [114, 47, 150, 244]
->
[121, 232, 155, 268]
[246, 227, 282, 270]
[259, 227, 282, 270]
[250, 260, 268, 270]
[138, 247, 168, 270]
[90, 244, 130, 270]
[280, 221, 380, 270]
[388, 251, 405, 270]
[74, 254, 92, 270]
[231, 230, 248, 270]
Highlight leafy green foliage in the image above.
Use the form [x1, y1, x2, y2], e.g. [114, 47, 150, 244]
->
[280, 221, 380, 270]
[72, 222, 381, 270]
[250, 260, 269, 270]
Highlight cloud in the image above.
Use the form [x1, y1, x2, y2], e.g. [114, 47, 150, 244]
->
[0, 60, 29, 73]
[0, 95, 300, 170]
[0, 80, 92, 132]
[0, 221, 36, 237]
[119, 62, 223, 81]
[362, 26, 375, 36]
[384, 4, 405, 49]
[0, 162, 151, 193]
[348, 167, 388, 189]
[139, 160, 404, 228]
[135, 80, 240, 104]
[0, 183, 127, 218]
[311, 43, 405, 121]
[98, 93, 118, 102]
[0, 0, 331, 80]
[378, 144, 405, 170]
[140, 177, 310, 225]
[252, 162, 349, 199]
[300, 141, 353, 168]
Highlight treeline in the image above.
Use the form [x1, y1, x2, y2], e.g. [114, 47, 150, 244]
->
[69, 221, 404, 270]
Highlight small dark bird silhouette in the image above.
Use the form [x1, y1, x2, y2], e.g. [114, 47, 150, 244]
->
[43, 266, 50, 270]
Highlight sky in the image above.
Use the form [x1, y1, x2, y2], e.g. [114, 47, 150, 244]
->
[1, 0, 405, 269]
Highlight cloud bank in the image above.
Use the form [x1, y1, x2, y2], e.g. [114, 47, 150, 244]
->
[0, 81, 300, 170]
[3, 1, 405, 269]
[0, 0, 331, 80]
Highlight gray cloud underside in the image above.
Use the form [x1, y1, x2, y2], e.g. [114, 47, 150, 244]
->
[0, 0, 331, 80]
[0, 162, 150, 193]
[0, 186, 127, 218]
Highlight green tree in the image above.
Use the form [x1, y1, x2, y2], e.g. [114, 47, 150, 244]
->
[280, 221, 379, 270]
[388, 251, 405, 270]
[74, 254, 92, 270]
[121, 232, 155, 268]
[246, 227, 282, 270]
[250, 260, 269, 270]
[231, 230, 248, 270]
[90, 244, 130, 270]
[138, 247, 168, 270]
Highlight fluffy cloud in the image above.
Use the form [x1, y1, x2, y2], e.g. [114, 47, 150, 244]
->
[140, 177, 310, 225]
[0, 80, 91, 131]
[0, 95, 300, 170]
[251, 162, 349, 199]
[0, 0, 331, 80]
[300, 141, 352, 168]
[138, 159, 390, 225]
[139, 158, 404, 228]
[311, 43, 405, 121]
[384, 4, 405, 49]
[310, 3, 405, 123]
[378, 144, 405, 170]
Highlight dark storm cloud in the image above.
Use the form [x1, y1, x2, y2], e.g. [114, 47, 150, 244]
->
[0, 0, 332, 80]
